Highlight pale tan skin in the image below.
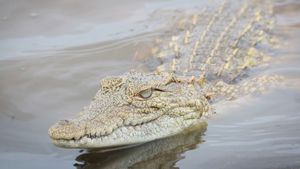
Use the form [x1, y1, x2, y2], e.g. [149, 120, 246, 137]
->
[49, 0, 281, 148]
[49, 72, 211, 148]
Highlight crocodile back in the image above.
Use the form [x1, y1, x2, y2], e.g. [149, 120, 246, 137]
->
[151, 0, 275, 84]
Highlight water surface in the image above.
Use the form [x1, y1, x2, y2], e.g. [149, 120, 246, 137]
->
[0, 0, 300, 168]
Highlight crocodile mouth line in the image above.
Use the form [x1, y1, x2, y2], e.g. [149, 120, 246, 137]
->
[52, 116, 163, 143]
[52, 105, 200, 143]
[51, 112, 202, 148]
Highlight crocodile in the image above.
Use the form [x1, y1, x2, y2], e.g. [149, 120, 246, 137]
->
[49, 0, 281, 148]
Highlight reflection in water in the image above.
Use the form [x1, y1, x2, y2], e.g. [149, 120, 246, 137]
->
[74, 123, 207, 169]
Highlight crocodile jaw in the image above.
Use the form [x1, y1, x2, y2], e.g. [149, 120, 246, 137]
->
[50, 116, 203, 148]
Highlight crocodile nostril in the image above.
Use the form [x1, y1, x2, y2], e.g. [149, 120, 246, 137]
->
[58, 120, 70, 125]
[48, 119, 85, 140]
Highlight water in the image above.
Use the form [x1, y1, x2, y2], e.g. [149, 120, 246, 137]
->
[0, 0, 300, 168]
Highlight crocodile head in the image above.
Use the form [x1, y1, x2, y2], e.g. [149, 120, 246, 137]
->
[48, 71, 211, 148]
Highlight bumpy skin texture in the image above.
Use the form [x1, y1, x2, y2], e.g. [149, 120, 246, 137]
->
[49, 0, 279, 148]
[49, 72, 211, 148]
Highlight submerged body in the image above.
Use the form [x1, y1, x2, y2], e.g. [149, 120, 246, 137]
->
[49, 0, 281, 148]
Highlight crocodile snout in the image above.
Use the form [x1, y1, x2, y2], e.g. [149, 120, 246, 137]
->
[48, 119, 85, 140]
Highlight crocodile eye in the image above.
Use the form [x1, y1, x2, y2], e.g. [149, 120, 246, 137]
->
[138, 88, 153, 99]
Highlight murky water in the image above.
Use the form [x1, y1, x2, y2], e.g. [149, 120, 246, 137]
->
[1, 0, 300, 168]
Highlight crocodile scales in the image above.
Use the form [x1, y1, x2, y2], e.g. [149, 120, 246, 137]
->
[49, 0, 281, 148]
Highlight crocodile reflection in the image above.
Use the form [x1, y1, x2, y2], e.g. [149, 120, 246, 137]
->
[74, 122, 207, 169]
